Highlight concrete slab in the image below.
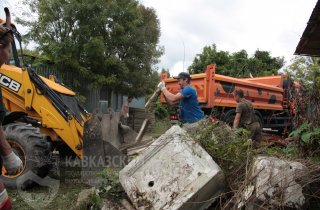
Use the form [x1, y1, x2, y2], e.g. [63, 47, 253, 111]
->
[119, 125, 225, 210]
[238, 156, 308, 209]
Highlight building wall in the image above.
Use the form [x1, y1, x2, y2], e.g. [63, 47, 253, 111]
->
[123, 96, 146, 109]
[34, 67, 146, 113]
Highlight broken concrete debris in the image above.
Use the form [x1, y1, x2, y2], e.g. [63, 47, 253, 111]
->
[238, 156, 308, 209]
[119, 125, 225, 210]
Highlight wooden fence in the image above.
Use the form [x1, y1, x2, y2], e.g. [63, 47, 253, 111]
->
[129, 108, 155, 133]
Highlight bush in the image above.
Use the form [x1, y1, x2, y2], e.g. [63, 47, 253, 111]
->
[188, 120, 253, 189]
[97, 168, 126, 199]
[290, 121, 320, 156]
[154, 99, 169, 119]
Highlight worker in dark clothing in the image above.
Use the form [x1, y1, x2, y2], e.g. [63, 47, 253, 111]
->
[233, 89, 262, 145]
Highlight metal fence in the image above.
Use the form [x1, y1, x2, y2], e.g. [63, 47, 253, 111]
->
[33, 67, 124, 112]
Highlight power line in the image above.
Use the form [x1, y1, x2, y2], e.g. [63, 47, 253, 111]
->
[178, 35, 186, 72]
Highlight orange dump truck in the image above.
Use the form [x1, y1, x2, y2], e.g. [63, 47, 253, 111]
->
[160, 64, 295, 132]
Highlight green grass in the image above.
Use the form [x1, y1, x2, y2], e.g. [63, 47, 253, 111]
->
[9, 182, 91, 210]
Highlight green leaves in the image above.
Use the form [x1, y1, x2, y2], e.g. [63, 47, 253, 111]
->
[192, 121, 252, 173]
[97, 168, 125, 198]
[285, 56, 320, 91]
[188, 44, 284, 77]
[290, 121, 320, 144]
[289, 121, 309, 137]
[154, 99, 169, 120]
[301, 132, 313, 143]
[286, 57, 320, 155]
[19, 0, 162, 97]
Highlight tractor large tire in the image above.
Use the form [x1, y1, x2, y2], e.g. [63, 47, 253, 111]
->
[0, 123, 52, 189]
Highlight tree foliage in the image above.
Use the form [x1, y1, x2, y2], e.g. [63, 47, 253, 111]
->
[22, 48, 54, 68]
[188, 44, 284, 77]
[285, 56, 320, 90]
[285, 56, 320, 158]
[18, 0, 162, 96]
[285, 56, 320, 127]
[160, 68, 170, 77]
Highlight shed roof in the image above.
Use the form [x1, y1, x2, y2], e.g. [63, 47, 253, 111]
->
[295, 1, 320, 56]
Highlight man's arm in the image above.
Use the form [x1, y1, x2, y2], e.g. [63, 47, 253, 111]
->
[233, 112, 241, 129]
[163, 95, 178, 105]
[162, 88, 184, 103]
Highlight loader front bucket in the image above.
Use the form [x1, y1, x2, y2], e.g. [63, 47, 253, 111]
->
[82, 111, 132, 186]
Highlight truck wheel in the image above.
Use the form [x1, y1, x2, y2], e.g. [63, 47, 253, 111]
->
[224, 109, 264, 128]
[223, 109, 236, 126]
[254, 110, 263, 127]
[0, 123, 52, 189]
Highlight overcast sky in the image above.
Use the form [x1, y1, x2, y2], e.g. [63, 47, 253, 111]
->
[140, 0, 318, 76]
[1, 0, 318, 76]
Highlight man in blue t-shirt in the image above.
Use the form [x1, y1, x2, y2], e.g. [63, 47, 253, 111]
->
[158, 72, 204, 124]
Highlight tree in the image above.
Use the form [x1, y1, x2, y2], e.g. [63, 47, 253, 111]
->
[285, 57, 320, 155]
[285, 56, 320, 90]
[188, 44, 284, 77]
[21, 48, 54, 68]
[18, 0, 162, 96]
[285, 56, 320, 127]
[161, 68, 170, 77]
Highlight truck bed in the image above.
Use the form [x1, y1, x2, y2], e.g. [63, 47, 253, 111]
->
[161, 64, 287, 111]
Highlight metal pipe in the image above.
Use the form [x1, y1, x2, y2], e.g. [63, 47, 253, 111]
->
[4, 7, 11, 29]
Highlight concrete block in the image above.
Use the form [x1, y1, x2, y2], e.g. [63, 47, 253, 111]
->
[119, 125, 225, 210]
[238, 156, 308, 209]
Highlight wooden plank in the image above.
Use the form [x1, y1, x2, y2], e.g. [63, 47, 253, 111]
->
[135, 119, 149, 142]
[126, 141, 154, 156]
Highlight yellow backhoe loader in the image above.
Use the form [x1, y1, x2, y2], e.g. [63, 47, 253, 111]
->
[0, 8, 130, 188]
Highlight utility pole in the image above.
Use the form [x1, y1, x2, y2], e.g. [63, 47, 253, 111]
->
[182, 39, 185, 72]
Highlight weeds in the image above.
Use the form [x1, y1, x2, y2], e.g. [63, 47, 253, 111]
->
[88, 193, 103, 210]
[97, 168, 125, 199]
[189, 120, 254, 191]
[77, 168, 126, 209]
[265, 143, 300, 159]
[289, 121, 320, 157]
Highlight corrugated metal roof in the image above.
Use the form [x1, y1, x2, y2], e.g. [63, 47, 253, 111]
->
[295, 0, 320, 56]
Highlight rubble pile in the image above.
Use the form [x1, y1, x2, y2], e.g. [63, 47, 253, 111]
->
[182, 119, 318, 209]
[90, 118, 320, 210]
[238, 156, 308, 209]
